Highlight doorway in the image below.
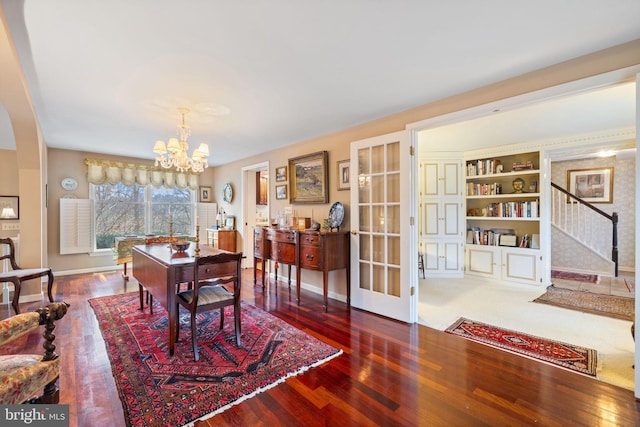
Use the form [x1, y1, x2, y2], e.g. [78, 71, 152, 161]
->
[411, 78, 637, 391]
[241, 161, 269, 269]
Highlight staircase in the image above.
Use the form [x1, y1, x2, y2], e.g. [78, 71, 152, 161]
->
[550, 182, 618, 276]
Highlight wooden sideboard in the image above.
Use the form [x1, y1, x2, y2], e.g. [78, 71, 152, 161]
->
[253, 227, 350, 311]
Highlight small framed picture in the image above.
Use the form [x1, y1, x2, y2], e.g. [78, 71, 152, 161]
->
[337, 159, 350, 191]
[0, 196, 19, 220]
[275, 166, 287, 182]
[567, 167, 613, 203]
[199, 186, 212, 202]
[275, 185, 287, 200]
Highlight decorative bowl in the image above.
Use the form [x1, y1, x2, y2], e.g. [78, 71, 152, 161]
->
[171, 242, 190, 252]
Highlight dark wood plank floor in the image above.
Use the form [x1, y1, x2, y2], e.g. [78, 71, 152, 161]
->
[2, 270, 639, 426]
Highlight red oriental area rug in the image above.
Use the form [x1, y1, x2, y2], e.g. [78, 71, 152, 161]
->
[551, 270, 599, 284]
[89, 293, 342, 427]
[445, 318, 597, 377]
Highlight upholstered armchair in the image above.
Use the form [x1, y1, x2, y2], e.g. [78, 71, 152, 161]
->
[0, 302, 69, 404]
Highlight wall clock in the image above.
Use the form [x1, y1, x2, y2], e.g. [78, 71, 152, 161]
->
[61, 177, 78, 191]
[223, 183, 233, 203]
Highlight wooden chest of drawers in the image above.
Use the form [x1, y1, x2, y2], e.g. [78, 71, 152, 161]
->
[297, 231, 350, 310]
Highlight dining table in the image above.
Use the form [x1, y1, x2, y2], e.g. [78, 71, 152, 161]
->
[131, 242, 230, 356]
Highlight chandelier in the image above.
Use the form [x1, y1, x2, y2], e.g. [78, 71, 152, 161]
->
[153, 108, 210, 173]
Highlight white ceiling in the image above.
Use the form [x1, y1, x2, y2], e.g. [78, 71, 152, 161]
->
[420, 82, 637, 152]
[1, 1, 639, 165]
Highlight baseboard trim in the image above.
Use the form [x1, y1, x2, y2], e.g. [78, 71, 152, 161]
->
[54, 265, 123, 277]
[265, 272, 347, 303]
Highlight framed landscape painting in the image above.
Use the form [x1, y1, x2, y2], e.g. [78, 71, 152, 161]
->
[275, 166, 287, 182]
[275, 185, 287, 200]
[288, 151, 328, 204]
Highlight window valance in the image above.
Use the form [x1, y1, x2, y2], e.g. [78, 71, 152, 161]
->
[85, 159, 200, 190]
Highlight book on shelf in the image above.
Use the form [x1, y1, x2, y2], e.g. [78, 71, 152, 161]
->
[499, 234, 517, 247]
[484, 199, 538, 218]
[468, 227, 516, 246]
[511, 161, 533, 171]
[467, 182, 502, 196]
[467, 159, 501, 176]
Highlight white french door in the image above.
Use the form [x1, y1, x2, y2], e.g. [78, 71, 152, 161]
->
[350, 130, 416, 322]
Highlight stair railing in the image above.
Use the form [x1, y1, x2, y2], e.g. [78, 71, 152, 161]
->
[550, 182, 618, 276]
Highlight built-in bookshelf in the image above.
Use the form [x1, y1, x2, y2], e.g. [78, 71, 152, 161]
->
[464, 150, 542, 285]
[465, 151, 540, 248]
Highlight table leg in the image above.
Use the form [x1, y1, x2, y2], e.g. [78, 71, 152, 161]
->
[296, 264, 301, 304]
[123, 262, 129, 282]
[253, 257, 257, 284]
[274, 261, 279, 283]
[167, 270, 177, 357]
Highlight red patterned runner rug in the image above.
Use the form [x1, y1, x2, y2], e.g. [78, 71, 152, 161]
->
[89, 293, 342, 427]
[445, 318, 597, 377]
[551, 270, 599, 284]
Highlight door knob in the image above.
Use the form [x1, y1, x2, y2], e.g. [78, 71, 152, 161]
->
[351, 230, 358, 235]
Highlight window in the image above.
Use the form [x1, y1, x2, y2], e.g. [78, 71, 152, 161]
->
[92, 183, 195, 250]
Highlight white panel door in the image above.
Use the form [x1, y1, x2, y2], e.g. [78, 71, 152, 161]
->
[350, 130, 414, 322]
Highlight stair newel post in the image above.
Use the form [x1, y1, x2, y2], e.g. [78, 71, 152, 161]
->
[611, 211, 618, 277]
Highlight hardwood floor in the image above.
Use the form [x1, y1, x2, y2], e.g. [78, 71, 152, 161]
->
[2, 270, 639, 426]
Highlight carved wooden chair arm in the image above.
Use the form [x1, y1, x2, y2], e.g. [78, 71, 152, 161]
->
[35, 302, 70, 362]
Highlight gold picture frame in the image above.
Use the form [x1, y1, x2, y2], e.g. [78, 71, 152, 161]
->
[567, 167, 613, 203]
[288, 151, 329, 204]
[275, 184, 287, 200]
[275, 166, 287, 182]
[337, 159, 350, 191]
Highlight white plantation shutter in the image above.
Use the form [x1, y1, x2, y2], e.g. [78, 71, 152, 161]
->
[197, 202, 218, 242]
[60, 199, 93, 254]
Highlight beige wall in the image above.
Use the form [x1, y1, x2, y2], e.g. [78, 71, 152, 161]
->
[4, 39, 640, 299]
[1, 11, 48, 300]
[0, 149, 19, 240]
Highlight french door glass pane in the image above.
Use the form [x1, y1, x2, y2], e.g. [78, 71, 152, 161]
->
[387, 173, 400, 203]
[372, 175, 385, 203]
[372, 235, 385, 263]
[388, 267, 400, 297]
[359, 262, 371, 290]
[372, 206, 385, 233]
[372, 264, 385, 293]
[387, 141, 400, 172]
[359, 205, 370, 232]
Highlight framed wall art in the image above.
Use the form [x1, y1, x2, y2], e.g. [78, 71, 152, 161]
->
[0, 196, 19, 219]
[288, 151, 328, 204]
[199, 186, 212, 202]
[337, 159, 350, 191]
[567, 167, 613, 203]
[275, 166, 287, 182]
[275, 185, 287, 200]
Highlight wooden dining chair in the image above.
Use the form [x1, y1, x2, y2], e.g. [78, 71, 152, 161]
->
[175, 252, 243, 361]
[0, 238, 55, 314]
